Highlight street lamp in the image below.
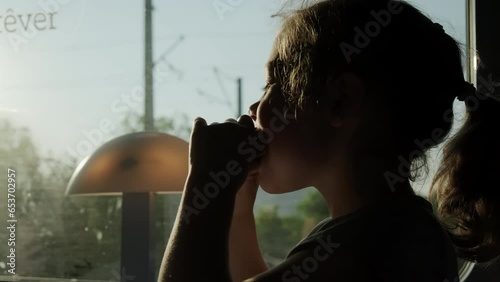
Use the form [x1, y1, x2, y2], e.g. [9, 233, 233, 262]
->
[66, 131, 189, 282]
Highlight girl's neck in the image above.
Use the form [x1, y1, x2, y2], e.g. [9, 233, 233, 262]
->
[316, 160, 415, 220]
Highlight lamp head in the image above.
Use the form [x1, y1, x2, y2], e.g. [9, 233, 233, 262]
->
[66, 131, 189, 195]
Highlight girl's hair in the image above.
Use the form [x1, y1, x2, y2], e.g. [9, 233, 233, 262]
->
[271, 0, 500, 263]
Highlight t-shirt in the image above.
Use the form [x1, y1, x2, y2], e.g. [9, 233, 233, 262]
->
[285, 194, 459, 281]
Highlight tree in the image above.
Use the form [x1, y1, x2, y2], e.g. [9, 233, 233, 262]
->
[254, 189, 329, 266]
[0, 119, 47, 275]
[297, 189, 329, 232]
[255, 205, 303, 261]
[297, 189, 329, 221]
[0, 118, 122, 278]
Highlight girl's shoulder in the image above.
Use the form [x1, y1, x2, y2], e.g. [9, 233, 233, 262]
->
[289, 194, 436, 251]
[285, 194, 459, 281]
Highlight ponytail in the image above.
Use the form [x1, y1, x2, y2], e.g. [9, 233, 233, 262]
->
[430, 78, 500, 263]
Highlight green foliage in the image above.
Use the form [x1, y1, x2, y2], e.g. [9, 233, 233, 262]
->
[297, 189, 329, 222]
[0, 119, 123, 278]
[1, 121, 40, 273]
[254, 189, 329, 265]
[255, 206, 303, 260]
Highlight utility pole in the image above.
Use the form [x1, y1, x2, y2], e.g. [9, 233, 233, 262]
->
[237, 77, 242, 117]
[145, 0, 154, 131]
[198, 69, 243, 118]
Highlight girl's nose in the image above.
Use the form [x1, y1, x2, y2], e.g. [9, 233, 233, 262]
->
[248, 101, 259, 121]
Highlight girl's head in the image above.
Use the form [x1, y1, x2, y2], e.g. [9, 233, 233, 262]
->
[249, 0, 500, 263]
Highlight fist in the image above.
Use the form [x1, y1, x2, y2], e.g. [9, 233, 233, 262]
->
[189, 115, 263, 189]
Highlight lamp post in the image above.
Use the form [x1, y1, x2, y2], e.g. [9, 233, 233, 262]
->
[67, 0, 188, 280]
[66, 131, 189, 282]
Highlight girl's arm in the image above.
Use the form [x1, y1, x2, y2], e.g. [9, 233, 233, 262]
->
[158, 168, 237, 282]
[229, 178, 268, 281]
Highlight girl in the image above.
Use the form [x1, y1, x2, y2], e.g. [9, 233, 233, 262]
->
[159, 0, 500, 281]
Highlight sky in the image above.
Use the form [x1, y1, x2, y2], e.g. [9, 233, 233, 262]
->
[0, 0, 467, 194]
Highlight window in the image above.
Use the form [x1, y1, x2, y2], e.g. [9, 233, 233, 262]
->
[2, 1, 496, 281]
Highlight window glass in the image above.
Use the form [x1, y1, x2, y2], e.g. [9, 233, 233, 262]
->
[0, 0, 281, 280]
[0, 0, 468, 280]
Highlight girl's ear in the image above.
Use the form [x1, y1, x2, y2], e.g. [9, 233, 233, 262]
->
[325, 72, 365, 128]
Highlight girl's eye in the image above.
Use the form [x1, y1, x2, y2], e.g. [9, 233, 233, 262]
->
[259, 83, 273, 101]
[262, 83, 274, 92]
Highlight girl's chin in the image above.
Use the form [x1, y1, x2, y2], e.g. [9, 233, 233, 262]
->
[259, 181, 300, 195]
[259, 184, 277, 194]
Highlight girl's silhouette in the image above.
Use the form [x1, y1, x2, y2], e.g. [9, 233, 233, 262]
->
[159, 1, 500, 281]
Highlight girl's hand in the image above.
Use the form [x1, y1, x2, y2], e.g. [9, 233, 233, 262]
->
[189, 115, 264, 194]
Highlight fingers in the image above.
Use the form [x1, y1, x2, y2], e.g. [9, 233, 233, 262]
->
[224, 116, 254, 130]
[237, 115, 254, 128]
[193, 117, 207, 132]
[191, 117, 207, 138]
[225, 118, 237, 123]
[193, 116, 254, 133]
[193, 117, 207, 127]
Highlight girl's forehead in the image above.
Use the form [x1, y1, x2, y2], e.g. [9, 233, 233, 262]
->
[265, 60, 280, 81]
[265, 61, 274, 74]
[266, 40, 281, 70]
[265, 56, 277, 75]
